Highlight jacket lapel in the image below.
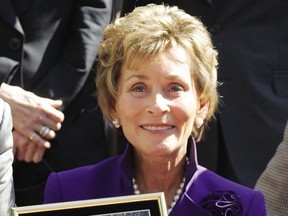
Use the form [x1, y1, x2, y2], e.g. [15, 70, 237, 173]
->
[0, 0, 24, 34]
[171, 193, 212, 215]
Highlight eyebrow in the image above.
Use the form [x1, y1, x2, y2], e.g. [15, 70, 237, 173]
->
[166, 74, 184, 81]
[126, 74, 148, 81]
[126, 72, 187, 82]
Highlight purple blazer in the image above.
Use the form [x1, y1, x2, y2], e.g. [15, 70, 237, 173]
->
[44, 138, 266, 215]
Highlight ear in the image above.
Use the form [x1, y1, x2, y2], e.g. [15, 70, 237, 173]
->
[111, 102, 120, 122]
[195, 100, 209, 128]
[197, 99, 209, 120]
[111, 108, 119, 121]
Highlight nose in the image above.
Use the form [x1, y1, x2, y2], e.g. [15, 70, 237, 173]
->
[147, 92, 170, 115]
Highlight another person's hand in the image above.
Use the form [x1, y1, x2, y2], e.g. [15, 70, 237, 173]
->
[0, 83, 65, 162]
[13, 130, 46, 163]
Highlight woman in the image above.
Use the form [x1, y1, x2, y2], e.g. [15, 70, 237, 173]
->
[44, 4, 265, 215]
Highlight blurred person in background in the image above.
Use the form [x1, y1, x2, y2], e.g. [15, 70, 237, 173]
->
[255, 120, 288, 216]
[0, 0, 116, 206]
[0, 98, 15, 216]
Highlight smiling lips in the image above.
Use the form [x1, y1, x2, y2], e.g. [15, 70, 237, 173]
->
[141, 125, 174, 131]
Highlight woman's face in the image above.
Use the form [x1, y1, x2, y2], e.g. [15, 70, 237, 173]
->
[113, 46, 206, 157]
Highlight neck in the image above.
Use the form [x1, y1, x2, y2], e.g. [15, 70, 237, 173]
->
[133, 154, 188, 209]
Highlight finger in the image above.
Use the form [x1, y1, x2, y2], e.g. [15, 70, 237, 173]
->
[36, 100, 65, 123]
[34, 114, 63, 132]
[13, 133, 18, 156]
[26, 106, 63, 131]
[42, 98, 63, 109]
[13, 146, 16, 158]
[28, 131, 51, 149]
[32, 147, 46, 163]
[37, 125, 56, 140]
[24, 141, 37, 163]
[17, 148, 26, 161]
[13, 131, 29, 161]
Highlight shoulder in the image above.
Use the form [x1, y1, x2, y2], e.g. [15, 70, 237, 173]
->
[48, 156, 121, 184]
[188, 166, 266, 215]
[44, 156, 122, 203]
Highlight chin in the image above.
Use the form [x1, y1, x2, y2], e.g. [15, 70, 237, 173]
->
[146, 143, 177, 156]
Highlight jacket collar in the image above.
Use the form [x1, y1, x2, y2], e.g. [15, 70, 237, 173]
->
[118, 137, 212, 215]
[170, 137, 212, 215]
[119, 136, 199, 182]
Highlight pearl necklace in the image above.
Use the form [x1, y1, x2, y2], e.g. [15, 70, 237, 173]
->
[132, 158, 188, 214]
[132, 176, 186, 214]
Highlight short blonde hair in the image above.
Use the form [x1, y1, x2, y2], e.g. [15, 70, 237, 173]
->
[96, 4, 219, 141]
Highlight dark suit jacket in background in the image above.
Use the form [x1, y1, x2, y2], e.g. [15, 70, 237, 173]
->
[121, 0, 288, 187]
[0, 0, 114, 206]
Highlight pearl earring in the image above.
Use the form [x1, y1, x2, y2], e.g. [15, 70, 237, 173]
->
[195, 117, 204, 128]
[112, 119, 120, 128]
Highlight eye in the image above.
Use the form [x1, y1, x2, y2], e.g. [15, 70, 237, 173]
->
[131, 84, 146, 92]
[169, 84, 184, 92]
[130, 83, 148, 97]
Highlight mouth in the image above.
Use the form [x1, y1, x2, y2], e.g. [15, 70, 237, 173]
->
[141, 125, 174, 131]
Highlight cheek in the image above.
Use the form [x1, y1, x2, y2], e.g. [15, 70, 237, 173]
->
[115, 95, 144, 122]
[178, 108, 196, 128]
[174, 98, 197, 128]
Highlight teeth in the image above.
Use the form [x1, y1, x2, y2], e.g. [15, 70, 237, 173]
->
[142, 126, 173, 131]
